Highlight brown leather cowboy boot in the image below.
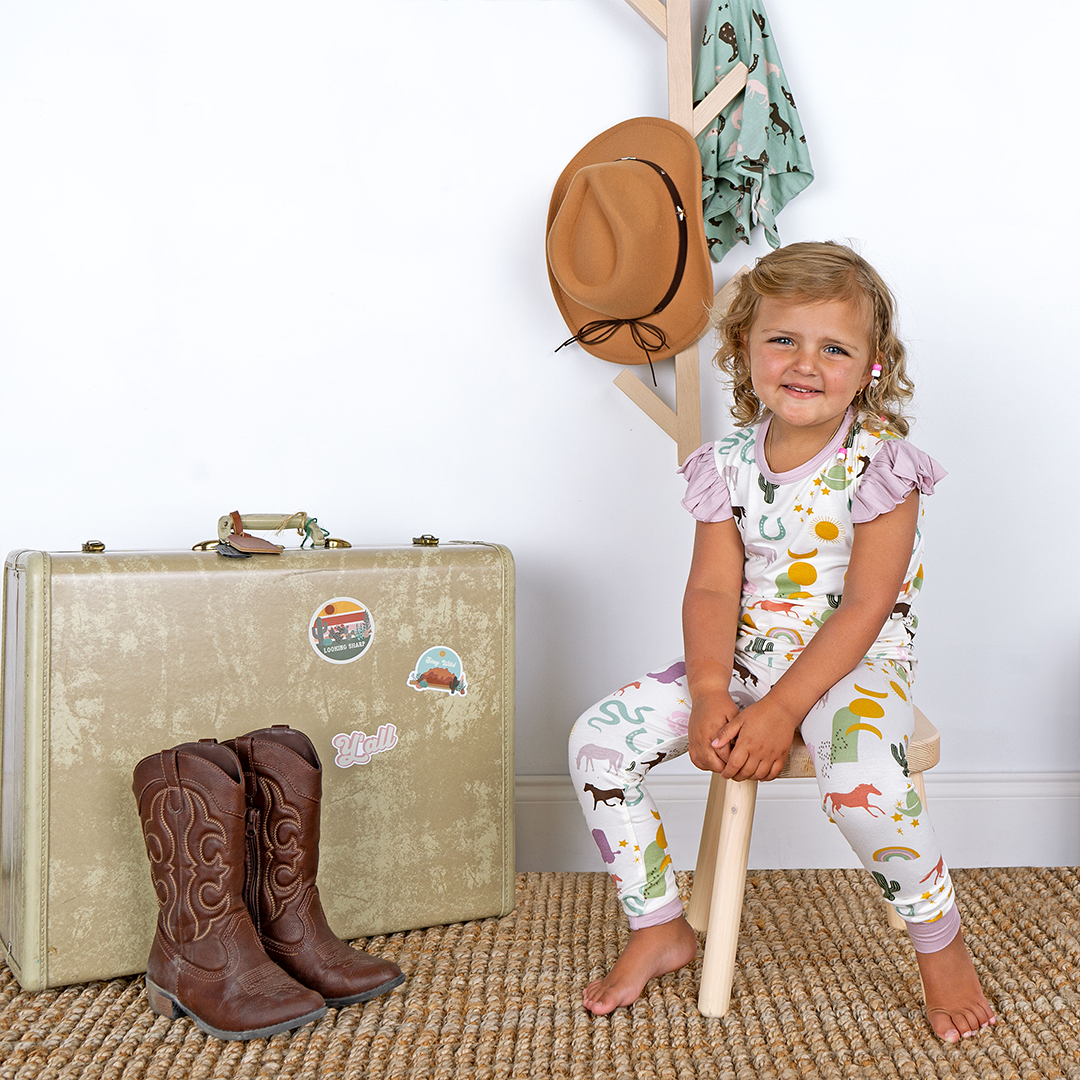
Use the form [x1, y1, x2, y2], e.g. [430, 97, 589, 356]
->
[132, 740, 327, 1040]
[225, 726, 405, 1007]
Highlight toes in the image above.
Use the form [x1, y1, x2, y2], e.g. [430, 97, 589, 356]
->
[582, 980, 620, 1015]
[928, 1004, 992, 1042]
[958, 1004, 992, 1037]
[583, 992, 618, 1016]
[953, 1012, 976, 1037]
[928, 1011, 961, 1042]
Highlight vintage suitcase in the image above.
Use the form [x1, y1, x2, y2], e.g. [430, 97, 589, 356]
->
[1, 516, 515, 990]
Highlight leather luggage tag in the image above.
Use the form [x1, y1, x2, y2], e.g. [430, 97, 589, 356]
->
[226, 511, 284, 554]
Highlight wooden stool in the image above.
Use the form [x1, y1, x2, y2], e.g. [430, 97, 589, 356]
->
[685, 706, 940, 1017]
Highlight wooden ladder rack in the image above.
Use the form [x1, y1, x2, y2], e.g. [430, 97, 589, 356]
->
[618, 0, 748, 464]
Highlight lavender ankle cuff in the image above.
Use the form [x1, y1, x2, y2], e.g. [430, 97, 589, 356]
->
[628, 898, 685, 930]
[905, 901, 961, 953]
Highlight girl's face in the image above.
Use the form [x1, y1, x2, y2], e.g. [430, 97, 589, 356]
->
[746, 294, 876, 442]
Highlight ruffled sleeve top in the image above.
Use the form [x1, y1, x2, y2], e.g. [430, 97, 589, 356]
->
[677, 410, 946, 662]
[679, 410, 945, 524]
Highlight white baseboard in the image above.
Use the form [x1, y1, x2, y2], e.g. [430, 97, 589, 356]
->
[515, 772, 1080, 872]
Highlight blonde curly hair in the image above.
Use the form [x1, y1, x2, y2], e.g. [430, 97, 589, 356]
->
[713, 241, 914, 437]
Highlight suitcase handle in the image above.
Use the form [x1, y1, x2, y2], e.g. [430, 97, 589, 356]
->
[215, 512, 345, 550]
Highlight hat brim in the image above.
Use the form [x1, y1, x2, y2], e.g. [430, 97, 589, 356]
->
[547, 117, 712, 365]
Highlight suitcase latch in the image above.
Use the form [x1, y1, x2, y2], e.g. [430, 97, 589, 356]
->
[412, 534, 439, 547]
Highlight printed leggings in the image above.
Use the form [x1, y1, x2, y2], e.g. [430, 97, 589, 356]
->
[568, 652, 959, 952]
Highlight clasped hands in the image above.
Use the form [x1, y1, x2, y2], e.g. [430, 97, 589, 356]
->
[687, 691, 801, 782]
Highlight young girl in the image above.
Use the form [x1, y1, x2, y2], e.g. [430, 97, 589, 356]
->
[568, 242, 995, 1042]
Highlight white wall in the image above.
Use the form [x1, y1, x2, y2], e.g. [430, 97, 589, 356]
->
[2, 1, 1077, 864]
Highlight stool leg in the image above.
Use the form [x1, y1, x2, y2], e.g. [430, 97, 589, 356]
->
[697, 777, 758, 1018]
[686, 773, 727, 933]
[883, 770, 928, 931]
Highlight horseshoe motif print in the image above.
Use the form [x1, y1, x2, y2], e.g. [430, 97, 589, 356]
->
[625, 727, 662, 754]
[759, 514, 786, 540]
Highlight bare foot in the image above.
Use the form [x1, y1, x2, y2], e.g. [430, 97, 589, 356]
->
[916, 930, 996, 1042]
[582, 916, 698, 1015]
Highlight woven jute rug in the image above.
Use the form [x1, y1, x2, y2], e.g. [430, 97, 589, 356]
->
[1, 868, 1078, 1080]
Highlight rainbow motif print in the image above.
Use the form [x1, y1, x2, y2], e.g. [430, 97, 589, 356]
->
[873, 846, 920, 863]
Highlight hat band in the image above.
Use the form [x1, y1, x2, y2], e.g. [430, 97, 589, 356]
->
[628, 157, 690, 318]
[555, 157, 690, 380]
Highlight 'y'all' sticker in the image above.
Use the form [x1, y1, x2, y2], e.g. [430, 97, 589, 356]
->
[332, 724, 398, 768]
[408, 645, 467, 696]
[309, 597, 373, 664]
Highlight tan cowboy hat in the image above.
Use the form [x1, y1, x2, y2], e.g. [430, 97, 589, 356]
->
[547, 116, 712, 366]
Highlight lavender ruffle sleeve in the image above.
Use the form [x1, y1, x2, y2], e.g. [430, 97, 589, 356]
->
[851, 440, 947, 523]
[678, 443, 733, 522]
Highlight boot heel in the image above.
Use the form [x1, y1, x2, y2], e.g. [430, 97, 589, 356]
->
[145, 979, 184, 1019]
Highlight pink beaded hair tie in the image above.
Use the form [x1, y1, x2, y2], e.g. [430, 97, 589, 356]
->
[871, 362, 882, 380]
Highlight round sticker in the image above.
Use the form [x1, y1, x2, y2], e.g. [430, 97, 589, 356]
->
[309, 598, 374, 664]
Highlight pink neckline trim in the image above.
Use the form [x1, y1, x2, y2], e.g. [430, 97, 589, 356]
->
[754, 407, 856, 485]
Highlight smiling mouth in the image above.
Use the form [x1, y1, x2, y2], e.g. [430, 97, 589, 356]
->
[783, 384, 821, 395]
